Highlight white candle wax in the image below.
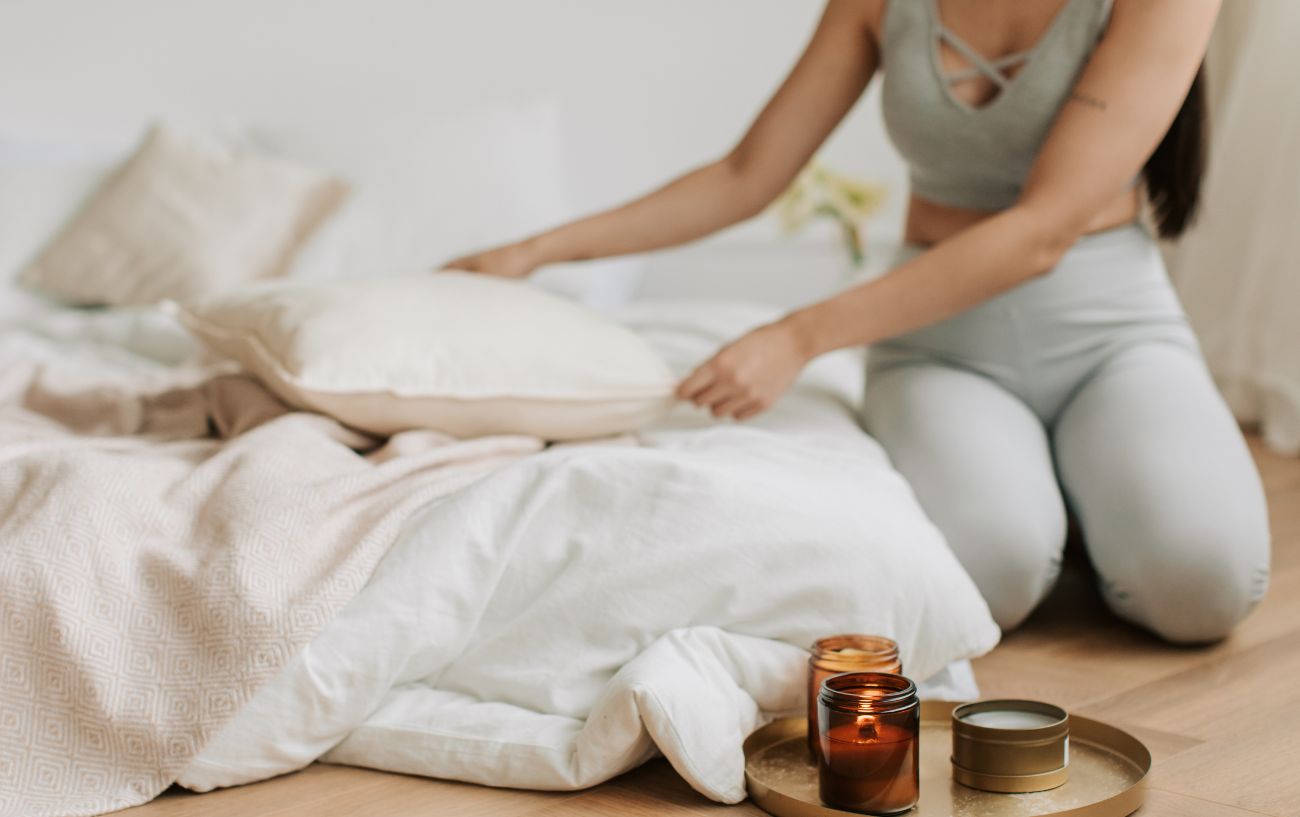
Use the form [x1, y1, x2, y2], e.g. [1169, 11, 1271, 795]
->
[960, 710, 1061, 729]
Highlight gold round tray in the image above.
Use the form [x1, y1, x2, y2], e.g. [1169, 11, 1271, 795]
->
[744, 702, 1149, 817]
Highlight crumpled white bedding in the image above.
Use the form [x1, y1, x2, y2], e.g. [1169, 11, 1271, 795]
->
[0, 285, 199, 364]
[1, 296, 998, 805]
[174, 300, 999, 802]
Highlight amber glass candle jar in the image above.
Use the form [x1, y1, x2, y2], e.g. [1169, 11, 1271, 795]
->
[807, 635, 902, 760]
[817, 672, 920, 815]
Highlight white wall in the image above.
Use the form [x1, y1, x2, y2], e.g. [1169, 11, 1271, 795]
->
[0, 0, 907, 304]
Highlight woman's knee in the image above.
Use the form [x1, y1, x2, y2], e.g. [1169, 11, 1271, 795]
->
[1097, 510, 1271, 644]
[941, 507, 1067, 632]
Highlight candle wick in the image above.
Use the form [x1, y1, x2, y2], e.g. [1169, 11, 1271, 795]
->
[857, 720, 879, 740]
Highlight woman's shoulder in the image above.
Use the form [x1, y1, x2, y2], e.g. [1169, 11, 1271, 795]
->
[823, 0, 887, 25]
[859, 0, 899, 47]
[827, 0, 889, 45]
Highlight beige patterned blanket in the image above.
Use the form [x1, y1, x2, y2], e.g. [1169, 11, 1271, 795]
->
[0, 334, 541, 817]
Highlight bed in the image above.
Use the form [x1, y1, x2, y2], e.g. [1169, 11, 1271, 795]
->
[0, 291, 998, 816]
[0, 98, 997, 816]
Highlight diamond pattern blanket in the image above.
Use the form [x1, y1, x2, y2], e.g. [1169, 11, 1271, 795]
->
[0, 334, 540, 816]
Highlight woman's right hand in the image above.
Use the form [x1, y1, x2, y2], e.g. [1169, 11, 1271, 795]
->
[442, 240, 540, 279]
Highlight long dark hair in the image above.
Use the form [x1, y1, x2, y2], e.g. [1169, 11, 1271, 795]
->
[1143, 64, 1209, 240]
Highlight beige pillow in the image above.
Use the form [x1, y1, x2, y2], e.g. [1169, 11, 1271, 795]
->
[21, 125, 347, 306]
[177, 272, 677, 440]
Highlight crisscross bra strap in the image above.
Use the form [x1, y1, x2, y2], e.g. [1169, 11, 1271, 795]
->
[937, 31, 1031, 86]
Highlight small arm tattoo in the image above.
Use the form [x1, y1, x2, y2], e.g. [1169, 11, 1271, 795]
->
[1069, 91, 1108, 111]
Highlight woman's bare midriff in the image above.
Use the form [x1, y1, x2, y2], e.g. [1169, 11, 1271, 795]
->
[902, 188, 1143, 247]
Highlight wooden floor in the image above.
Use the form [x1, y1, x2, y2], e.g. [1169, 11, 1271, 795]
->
[127, 437, 1299, 817]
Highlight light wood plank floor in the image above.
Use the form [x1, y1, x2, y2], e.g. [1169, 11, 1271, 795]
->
[126, 437, 1299, 817]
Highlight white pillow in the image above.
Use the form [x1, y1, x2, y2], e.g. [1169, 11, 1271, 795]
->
[20, 125, 348, 306]
[177, 272, 676, 440]
[257, 102, 645, 308]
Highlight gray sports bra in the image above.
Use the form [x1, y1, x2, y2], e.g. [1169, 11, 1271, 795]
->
[880, 0, 1114, 211]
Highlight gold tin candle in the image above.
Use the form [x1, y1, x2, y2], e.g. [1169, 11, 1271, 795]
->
[951, 700, 1070, 793]
[808, 635, 902, 761]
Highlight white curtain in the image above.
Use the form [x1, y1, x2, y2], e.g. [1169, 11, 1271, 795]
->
[1168, 0, 1300, 456]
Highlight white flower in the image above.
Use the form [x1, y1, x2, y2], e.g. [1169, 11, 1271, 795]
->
[773, 159, 887, 266]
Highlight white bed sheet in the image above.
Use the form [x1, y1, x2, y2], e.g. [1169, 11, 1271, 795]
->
[0, 283, 199, 364]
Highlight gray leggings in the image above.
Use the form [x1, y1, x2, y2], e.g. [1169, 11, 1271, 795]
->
[862, 225, 1271, 643]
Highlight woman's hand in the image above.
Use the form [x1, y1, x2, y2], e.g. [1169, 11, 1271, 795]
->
[677, 320, 813, 420]
[443, 241, 540, 279]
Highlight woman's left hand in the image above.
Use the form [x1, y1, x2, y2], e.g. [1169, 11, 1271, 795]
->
[677, 320, 813, 420]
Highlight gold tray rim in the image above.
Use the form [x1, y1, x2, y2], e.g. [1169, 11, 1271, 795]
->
[743, 701, 1150, 817]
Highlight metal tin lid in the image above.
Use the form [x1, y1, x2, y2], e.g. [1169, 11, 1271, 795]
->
[951, 700, 1070, 793]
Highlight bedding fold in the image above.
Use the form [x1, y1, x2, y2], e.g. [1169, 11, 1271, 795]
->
[0, 332, 540, 817]
[180, 421, 1000, 801]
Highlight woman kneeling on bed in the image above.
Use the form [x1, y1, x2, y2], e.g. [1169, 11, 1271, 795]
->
[448, 0, 1270, 643]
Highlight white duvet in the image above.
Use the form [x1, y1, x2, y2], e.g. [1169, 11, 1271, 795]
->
[7, 297, 1000, 804]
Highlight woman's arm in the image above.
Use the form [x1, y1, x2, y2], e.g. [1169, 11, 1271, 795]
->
[682, 0, 1219, 418]
[447, 0, 880, 277]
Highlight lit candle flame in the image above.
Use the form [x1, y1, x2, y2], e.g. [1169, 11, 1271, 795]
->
[856, 715, 879, 741]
